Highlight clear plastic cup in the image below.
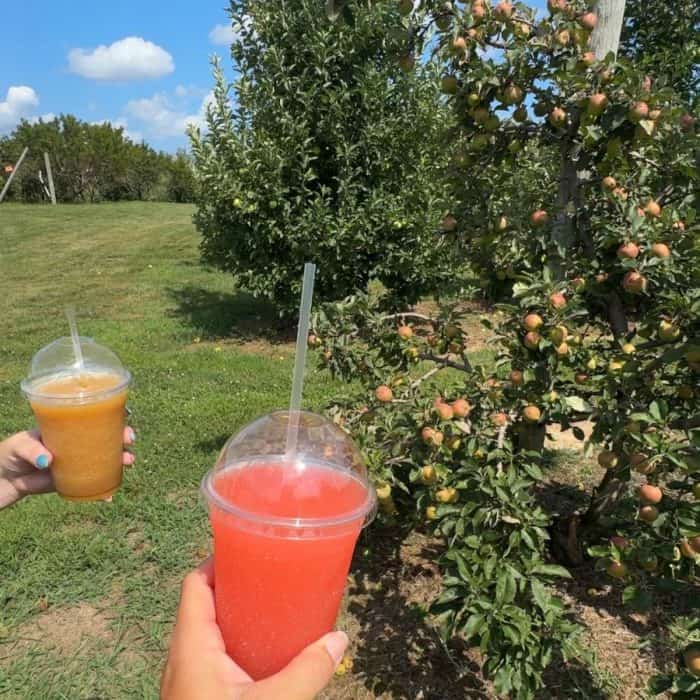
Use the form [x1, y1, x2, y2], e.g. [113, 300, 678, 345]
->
[201, 410, 376, 680]
[21, 336, 131, 501]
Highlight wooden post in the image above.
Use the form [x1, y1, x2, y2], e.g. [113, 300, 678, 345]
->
[550, 0, 626, 278]
[0, 146, 29, 203]
[39, 170, 51, 200]
[44, 152, 57, 205]
[591, 0, 626, 60]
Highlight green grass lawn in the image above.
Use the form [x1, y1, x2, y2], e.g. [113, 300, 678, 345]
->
[0, 203, 656, 700]
[0, 202, 347, 699]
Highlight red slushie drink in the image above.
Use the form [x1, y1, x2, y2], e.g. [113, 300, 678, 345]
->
[202, 412, 376, 680]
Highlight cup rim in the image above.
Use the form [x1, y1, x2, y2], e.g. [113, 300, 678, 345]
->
[21, 368, 132, 404]
[201, 455, 377, 530]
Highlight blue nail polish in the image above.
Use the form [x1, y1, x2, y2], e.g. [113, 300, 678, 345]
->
[36, 454, 50, 469]
[128, 428, 136, 442]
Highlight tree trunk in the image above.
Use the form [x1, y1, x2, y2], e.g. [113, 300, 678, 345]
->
[590, 0, 627, 60]
[551, 1, 630, 567]
[550, 0, 627, 282]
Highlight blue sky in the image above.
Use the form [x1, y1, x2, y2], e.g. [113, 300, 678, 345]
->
[1, 1, 238, 151]
[2, 1, 548, 152]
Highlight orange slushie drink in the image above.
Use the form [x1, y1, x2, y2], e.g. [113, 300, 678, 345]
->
[21, 337, 131, 502]
[202, 412, 376, 680]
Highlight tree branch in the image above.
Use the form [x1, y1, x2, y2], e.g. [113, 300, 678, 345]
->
[380, 312, 436, 324]
[411, 366, 441, 389]
[419, 352, 473, 373]
[606, 291, 629, 339]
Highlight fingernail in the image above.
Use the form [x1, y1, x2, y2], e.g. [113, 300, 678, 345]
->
[36, 454, 50, 469]
[128, 428, 136, 443]
[123, 452, 135, 466]
[323, 631, 349, 667]
[103, 496, 113, 503]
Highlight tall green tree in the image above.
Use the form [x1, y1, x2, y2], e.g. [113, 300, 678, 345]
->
[620, 0, 699, 103]
[0, 116, 195, 203]
[190, 0, 452, 314]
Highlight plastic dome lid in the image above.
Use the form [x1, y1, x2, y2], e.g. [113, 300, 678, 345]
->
[202, 410, 377, 530]
[21, 336, 131, 403]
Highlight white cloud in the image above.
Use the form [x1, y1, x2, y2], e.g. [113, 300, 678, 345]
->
[173, 84, 208, 99]
[124, 90, 213, 138]
[0, 86, 39, 132]
[28, 112, 56, 125]
[68, 37, 174, 81]
[209, 23, 236, 45]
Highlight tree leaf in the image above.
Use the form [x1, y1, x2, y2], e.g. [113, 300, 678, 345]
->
[564, 396, 592, 413]
[462, 613, 486, 640]
[531, 563, 572, 578]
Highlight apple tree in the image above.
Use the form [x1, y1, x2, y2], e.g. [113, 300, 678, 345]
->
[190, 0, 453, 315]
[312, 0, 699, 695]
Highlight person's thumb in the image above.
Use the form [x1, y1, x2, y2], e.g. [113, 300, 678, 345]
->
[246, 631, 348, 700]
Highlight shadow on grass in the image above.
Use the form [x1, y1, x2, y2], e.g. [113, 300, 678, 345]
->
[344, 525, 489, 699]
[167, 284, 295, 343]
[194, 433, 230, 458]
[538, 654, 610, 700]
[536, 477, 682, 686]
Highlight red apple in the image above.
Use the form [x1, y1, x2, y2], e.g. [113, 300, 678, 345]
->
[490, 411, 508, 427]
[628, 101, 649, 123]
[493, 2, 513, 20]
[638, 505, 659, 523]
[451, 398, 471, 418]
[375, 385, 393, 403]
[579, 12, 597, 30]
[622, 271, 647, 294]
[502, 84, 523, 105]
[522, 405, 541, 423]
[587, 92, 609, 116]
[549, 107, 567, 127]
[602, 176, 617, 191]
[598, 450, 619, 469]
[509, 369, 524, 386]
[571, 277, 585, 292]
[644, 200, 662, 218]
[524, 331, 541, 350]
[522, 313, 543, 331]
[638, 484, 662, 505]
[617, 242, 640, 259]
[650, 242, 670, 258]
[580, 51, 595, 67]
[680, 113, 696, 132]
[549, 292, 567, 309]
[531, 209, 549, 226]
[606, 560, 627, 578]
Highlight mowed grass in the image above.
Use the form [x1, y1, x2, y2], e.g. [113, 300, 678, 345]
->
[0, 202, 347, 699]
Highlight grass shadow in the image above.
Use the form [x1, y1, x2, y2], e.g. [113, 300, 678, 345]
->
[342, 525, 490, 699]
[194, 433, 230, 457]
[536, 478, 682, 687]
[167, 284, 295, 343]
[538, 653, 611, 699]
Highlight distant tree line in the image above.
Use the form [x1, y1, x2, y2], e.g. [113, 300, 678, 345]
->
[0, 115, 196, 203]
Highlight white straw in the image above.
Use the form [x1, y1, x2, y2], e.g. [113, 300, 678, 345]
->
[285, 263, 317, 457]
[65, 306, 85, 370]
